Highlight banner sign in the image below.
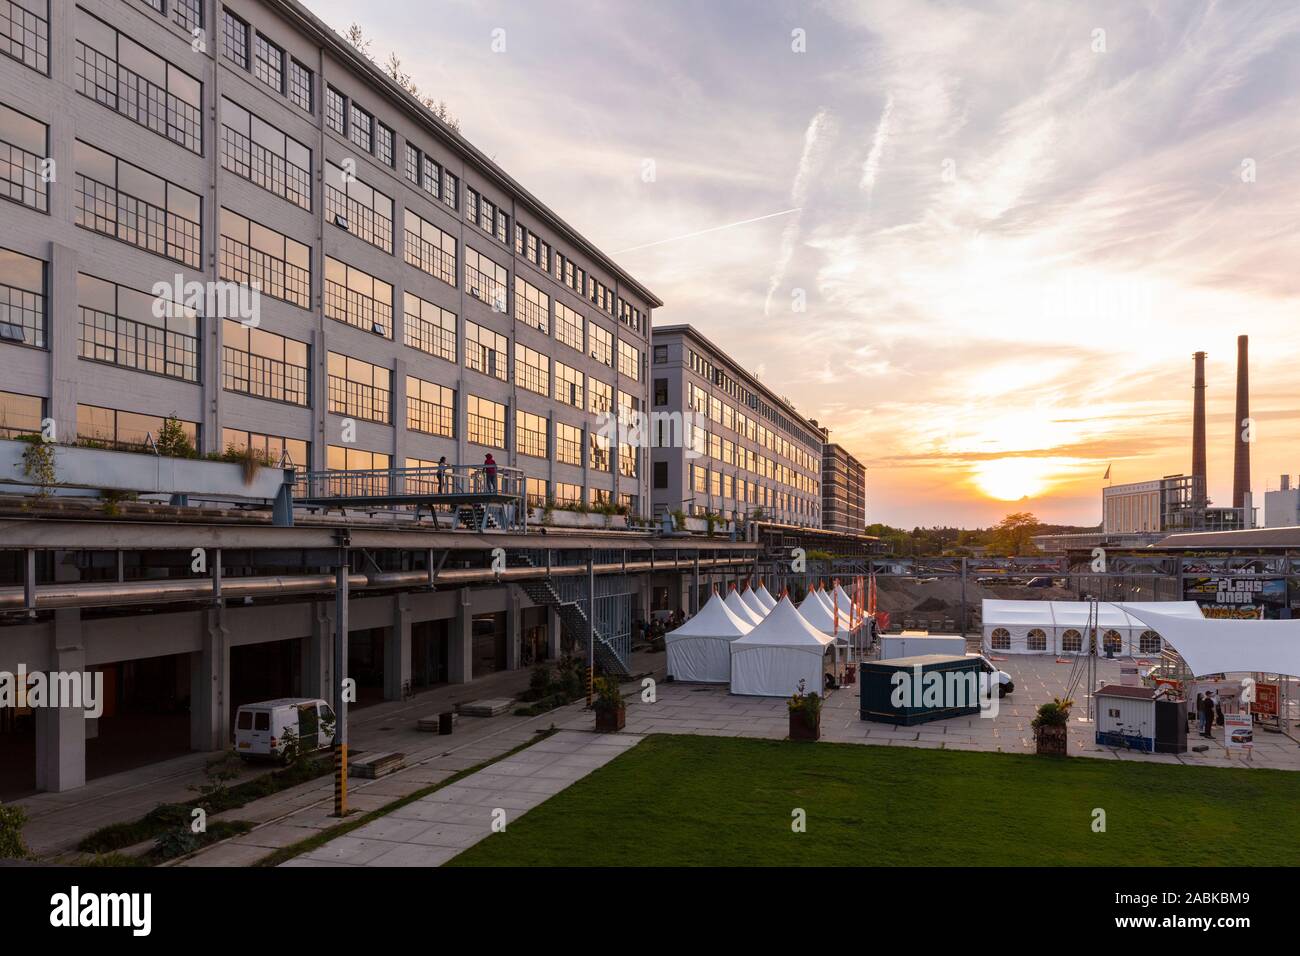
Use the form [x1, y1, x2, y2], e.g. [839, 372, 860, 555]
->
[1224, 713, 1253, 752]
[1251, 683, 1279, 718]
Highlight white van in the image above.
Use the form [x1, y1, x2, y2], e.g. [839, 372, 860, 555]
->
[234, 698, 336, 761]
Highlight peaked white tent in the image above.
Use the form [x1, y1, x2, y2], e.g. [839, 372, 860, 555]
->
[666, 591, 752, 683]
[832, 583, 858, 618]
[725, 588, 765, 627]
[730, 595, 835, 697]
[1117, 606, 1300, 678]
[811, 587, 833, 611]
[798, 594, 850, 640]
[739, 586, 769, 619]
[754, 584, 778, 611]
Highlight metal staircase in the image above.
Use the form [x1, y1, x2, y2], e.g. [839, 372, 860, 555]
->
[508, 550, 630, 675]
[455, 502, 501, 531]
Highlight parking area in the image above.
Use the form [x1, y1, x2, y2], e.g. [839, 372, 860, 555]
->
[551, 654, 1300, 771]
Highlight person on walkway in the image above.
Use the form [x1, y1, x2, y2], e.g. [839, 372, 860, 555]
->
[436, 455, 448, 494]
[1200, 692, 1216, 738]
[483, 453, 498, 494]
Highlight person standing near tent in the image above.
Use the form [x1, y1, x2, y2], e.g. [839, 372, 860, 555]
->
[1200, 692, 1216, 738]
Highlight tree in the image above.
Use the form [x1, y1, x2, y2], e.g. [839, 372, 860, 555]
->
[988, 512, 1041, 556]
[156, 415, 196, 459]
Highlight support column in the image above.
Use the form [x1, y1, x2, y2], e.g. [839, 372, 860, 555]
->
[451, 588, 473, 683]
[34, 612, 87, 792]
[385, 596, 412, 700]
[505, 587, 522, 671]
[302, 601, 332, 701]
[547, 605, 562, 660]
[190, 607, 230, 752]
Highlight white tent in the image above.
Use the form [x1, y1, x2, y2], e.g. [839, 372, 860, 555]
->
[730, 595, 835, 697]
[665, 591, 752, 683]
[754, 584, 778, 611]
[811, 587, 833, 611]
[982, 599, 1205, 656]
[739, 586, 769, 619]
[982, 599, 1056, 654]
[1117, 606, 1300, 677]
[832, 583, 859, 618]
[725, 588, 765, 627]
[798, 594, 851, 640]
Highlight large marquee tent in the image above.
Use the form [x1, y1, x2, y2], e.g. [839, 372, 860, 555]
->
[665, 591, 752, 683]
[982, 599, 1203, 656]
[730, 596, 836, 697]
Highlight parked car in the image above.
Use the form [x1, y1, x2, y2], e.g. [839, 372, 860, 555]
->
[1026, 576, 1054, 588]
[235, 698, 336, 761]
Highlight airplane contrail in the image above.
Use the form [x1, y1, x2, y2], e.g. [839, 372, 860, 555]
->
[612, 207, 803, 254]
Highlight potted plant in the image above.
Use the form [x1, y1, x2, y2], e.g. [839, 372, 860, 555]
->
[787, 679, 823, 742]
[593, 676, 625, 732]
[1032, 696, 1073, 756]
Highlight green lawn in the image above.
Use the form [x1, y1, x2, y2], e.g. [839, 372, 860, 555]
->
[449, 735, 1300, 866]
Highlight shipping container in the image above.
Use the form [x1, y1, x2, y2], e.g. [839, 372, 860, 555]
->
[879, 634, 967, 659]
[860, 654, 984, 725]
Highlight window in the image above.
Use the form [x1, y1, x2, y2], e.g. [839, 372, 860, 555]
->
[327, 351, 390, 423]
[588, 322, 612, 366]
[990, 627, 1011, 651]
[516, 410, 547, 459]
[376, 123, 394, 167]
[526, 477, 548, 508]
[403, 292, 456, 363]
[465, 247, 507, 310]
[406, 376, 454, 438]
[465, 319, 507, 380]
[75, 10, 202, 152]
[618, 340, 640, 381]
[325, 257, 393, 337]
[588, 377, 612, 415]
[253, 34, 283, 92]
[1, 0, 49, 73]
[219, 97, 312, 210]
[0, 102, 46, 212]
[1139, 630, 1162, 655]
[619, 298, 645, 335]
[221, 428, 308, 469]
[222, 10, 249, 69]
[325, 86, 346, 134]
[466, 394, 505, 448]
[554, 481, 580, 506]
[78, 403, 197, 451]
[692, 465, 707, 495]
[514, 343, 549, 396]
[653, 461, 667, 489]
[222, 318, 308, 406]
[326, 445, 390, 493]
[1103, 629, 1123, 653]
[554, 361, 583, 408]
[514, 277, 549, 333]
[589, 432, 610, 471]
[441, 168, 458, 210]
[325, 161, 393, 253]
[619, 443, 637, 479]
[404, 144, 420, 186]
[349, 103, 372, 153]
[654, 344, 667, 364]
[514, 222, 525, 255]
[403, 209, 456, 286]
[495, 208, 508, 244]
[288, 59, 313, 113]
[0, 247, 45, 348]
[78, 273, 199, 382]
[422, 155, 441, 201]
[219, 209, 311, 309]
[555, 421, 581, 466]
[526, 233, 538, 262]
[171, 0, 202, 32]
[465, 188, 477, 225]
[0, 388, 41, 437]
[590, 487, 611, 507]
[554, 302, 583, 352]
[653, 379, 668, 407]
[1027, 628, 1047, 652]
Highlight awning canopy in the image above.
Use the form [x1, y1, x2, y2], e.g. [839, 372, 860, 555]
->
[1117, 605, 1300, 678]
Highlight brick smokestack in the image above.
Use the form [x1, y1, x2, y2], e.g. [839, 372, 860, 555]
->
[1192, 351, 1207, 513]
[1232, 334, 1250, 509]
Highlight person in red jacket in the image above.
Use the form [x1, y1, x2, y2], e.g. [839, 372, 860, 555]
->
[483, 453, 498, 494]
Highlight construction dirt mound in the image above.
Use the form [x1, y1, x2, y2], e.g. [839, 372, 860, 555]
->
[876, 576, 1076, 629]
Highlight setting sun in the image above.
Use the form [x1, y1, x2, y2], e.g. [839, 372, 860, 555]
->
[973, 458, 1057, 501]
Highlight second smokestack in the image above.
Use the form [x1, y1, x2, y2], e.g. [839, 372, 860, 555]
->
[1192, 350, 1207, 513]
[1233, 334, 1250, 510]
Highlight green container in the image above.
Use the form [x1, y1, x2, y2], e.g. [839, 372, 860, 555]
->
[860, 654, 984, 725]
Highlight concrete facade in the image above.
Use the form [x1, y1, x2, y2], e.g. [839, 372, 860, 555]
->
[821, 442, 865, 533]
[649, 324, 822, 527]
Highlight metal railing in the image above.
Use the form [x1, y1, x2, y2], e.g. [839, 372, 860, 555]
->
[298, 463, 525, 500]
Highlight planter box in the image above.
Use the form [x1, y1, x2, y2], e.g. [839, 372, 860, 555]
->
[534, 508, 628, 530]
[789, 709, 821, 742]
[1035, 724, 1069, 756]
[595, 703, 626, 733]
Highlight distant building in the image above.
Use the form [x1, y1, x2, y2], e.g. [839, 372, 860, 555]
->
[1264, 476, 1300, 528]
[1103, 475, 1251, 536]
[821, 442, 866, 533]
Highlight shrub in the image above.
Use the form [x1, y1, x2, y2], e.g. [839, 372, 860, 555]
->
[0, 804, 33, 860]
[1032, 697, 1074, 730]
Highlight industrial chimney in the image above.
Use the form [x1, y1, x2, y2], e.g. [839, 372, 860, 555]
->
[1232, 335, 1251, 510]
[1192, 351, 1207, 514]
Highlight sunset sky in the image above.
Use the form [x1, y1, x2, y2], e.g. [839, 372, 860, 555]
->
[307, 0, 1300, 528]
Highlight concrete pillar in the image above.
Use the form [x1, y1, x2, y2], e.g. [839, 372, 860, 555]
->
[547, 605, 562, 660]
[385, 596, 413, 700]
[451, 588, 473, 683]
[190, 608, 230, 751]
[34, 609, 87, 792]
[302, 601, 332, 700]
[505, 587, 521, 671]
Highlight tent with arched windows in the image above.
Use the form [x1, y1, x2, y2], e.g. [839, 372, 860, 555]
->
[981, 600, 1057, 654]
[981, 599, 1203, 656]
[665, 591, 752, 683]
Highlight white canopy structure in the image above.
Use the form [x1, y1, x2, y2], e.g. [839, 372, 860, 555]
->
[1117, 606, 1300, 678]
[665, 591, 752, 683]
[832, 583, 859, 619]
[739, 586, 769, 619]
[982, 599, 1202, 656]
[811, 587, 833, 611]
[730, 595, 835, 697]
[754, 584, 778, 611]
[725, 588, 765, 627]
[798, 594, 851, 641]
